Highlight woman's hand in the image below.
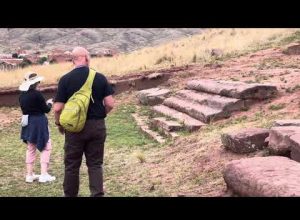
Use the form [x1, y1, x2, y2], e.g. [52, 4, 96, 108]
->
[46, 98, 54, 105]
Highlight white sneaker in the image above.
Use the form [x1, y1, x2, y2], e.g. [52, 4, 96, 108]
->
[25, 174, 40, 183]
[38, 173, 56, 183]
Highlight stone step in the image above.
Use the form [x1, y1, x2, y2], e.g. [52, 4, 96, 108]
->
[149, 117, 182, 140]
[150, 117, 184, 132]
[152, 105, 205, 132]
[132, 113, 166, 144]
[137, 88, 171, 106]
[150, 124, 180, 139]
[187, 79, 278, 100]
[163, 96, 229, 123]
[223, 156, 300, 196]
[176, 89, 246, 113]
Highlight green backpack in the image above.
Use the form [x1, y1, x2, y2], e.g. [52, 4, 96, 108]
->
[59, 68, 96, 133]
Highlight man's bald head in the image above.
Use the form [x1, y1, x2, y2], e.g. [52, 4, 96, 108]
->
[72, 47, 90, 67]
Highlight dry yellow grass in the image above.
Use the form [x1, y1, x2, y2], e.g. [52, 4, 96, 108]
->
[0, 28, 297, 88]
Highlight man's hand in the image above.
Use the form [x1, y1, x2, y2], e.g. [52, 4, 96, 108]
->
[103, 95, 114, 114]
[57, 124, 65, 135]
[54, 102, 65, 135]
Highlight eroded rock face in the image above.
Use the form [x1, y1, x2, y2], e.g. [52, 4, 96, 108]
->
[223, 156, 300, 196]
[186, 79, 278, 100]
[221, 128, 269, 154]
[137, 88, 171, 105]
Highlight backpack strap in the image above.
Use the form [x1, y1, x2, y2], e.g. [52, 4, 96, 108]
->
[84, 68, 96, 90]
[81, 68, 96, 102]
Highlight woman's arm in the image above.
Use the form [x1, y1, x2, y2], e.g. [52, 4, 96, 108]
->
[36, 92, 52, 113]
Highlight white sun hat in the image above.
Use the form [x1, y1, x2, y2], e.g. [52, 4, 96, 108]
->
[19, 72, 44, 91]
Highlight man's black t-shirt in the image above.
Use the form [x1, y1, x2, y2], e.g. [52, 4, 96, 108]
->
[55, 66, 114, 120]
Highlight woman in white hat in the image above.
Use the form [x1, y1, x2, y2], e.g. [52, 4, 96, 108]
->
[19, 72, 56, 183]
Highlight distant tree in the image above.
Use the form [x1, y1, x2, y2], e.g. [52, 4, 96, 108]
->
[12, 53, 18, 58]
[37, 57, 48, 65]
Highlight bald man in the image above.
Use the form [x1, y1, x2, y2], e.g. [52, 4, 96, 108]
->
[54, 47, 114, 197]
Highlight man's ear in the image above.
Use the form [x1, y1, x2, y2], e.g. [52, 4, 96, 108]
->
[86, 56, 90, 64]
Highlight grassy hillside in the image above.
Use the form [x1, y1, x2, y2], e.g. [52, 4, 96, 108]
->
[0, 28, 298, 88]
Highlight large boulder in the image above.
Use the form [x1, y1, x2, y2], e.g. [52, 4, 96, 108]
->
[223, 156, 300, 196]
[137, 88, 171, 105]
[267, 126, 300, 156]
[221, 128, 269, 154]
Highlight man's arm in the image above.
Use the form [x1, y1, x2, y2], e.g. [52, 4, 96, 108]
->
[103, 95, 114, 114]
[53, 102, 65, 134]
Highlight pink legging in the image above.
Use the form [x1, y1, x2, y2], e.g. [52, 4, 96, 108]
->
[26, 140, 52, 174]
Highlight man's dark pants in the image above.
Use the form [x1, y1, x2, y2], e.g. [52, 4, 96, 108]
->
[63, 119, 106, 197]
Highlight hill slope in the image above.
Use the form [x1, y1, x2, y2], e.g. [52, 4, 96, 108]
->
[0, 28, 202, 53]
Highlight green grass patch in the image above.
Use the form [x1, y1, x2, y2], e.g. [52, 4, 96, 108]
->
[269, 103, 286, 111]
[0, 104, 157, 197]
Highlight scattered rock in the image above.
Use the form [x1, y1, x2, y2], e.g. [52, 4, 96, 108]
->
[149, 184, 155, 191]
[211, 49, 223, 57]
[283, 43, 300, 55]
[221, 128, 269, 154]
[268, 126, 300, 156]
[223, 156, 300, 196]
[147, 72, 164, 80]
[273, 119, 300, 127]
